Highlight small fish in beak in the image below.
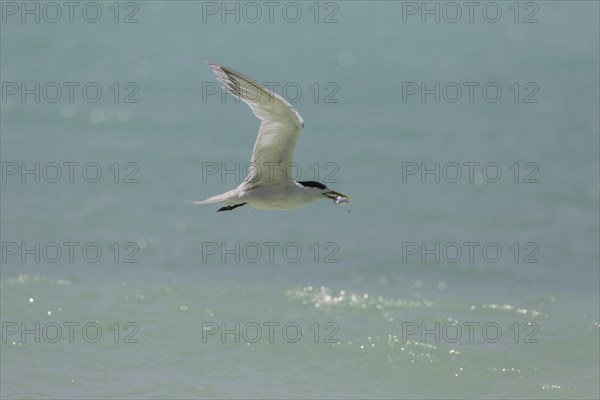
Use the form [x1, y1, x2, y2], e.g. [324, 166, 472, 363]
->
[323, 190, 351, 212]
[335, 195, 351, 213]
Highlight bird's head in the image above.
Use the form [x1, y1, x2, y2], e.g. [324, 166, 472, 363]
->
[297, 181, 351, 207]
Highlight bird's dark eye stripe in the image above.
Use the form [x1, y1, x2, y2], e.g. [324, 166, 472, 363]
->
[298, 181, 327, 190]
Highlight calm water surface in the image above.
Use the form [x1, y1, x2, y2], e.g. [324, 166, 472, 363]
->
[1, 1, 598, 398]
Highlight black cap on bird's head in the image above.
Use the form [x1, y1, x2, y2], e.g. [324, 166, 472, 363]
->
[298, 181, 327, 190]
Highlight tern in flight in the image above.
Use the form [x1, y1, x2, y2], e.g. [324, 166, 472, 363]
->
[189, 62, 351, 212]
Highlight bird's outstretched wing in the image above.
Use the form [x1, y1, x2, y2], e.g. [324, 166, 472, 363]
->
[206, 62, 304, 185]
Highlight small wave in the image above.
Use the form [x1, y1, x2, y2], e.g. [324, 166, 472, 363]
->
[286, 285, 436, 311]
[8, 274, 72, 286]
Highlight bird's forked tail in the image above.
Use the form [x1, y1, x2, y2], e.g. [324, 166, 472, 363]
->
[185, 190, 236, 205]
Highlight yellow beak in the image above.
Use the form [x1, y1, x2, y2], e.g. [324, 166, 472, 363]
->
[323, 190, 352, 201]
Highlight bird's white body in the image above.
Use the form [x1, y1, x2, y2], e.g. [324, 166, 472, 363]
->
[189, 62, 350, 212]
[201, 181, 327, 210]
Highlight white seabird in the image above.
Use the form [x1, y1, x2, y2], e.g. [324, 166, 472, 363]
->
[189, 62, 351, 212]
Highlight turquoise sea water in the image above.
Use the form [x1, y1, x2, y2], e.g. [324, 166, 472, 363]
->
[1, 1, 599, 398]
